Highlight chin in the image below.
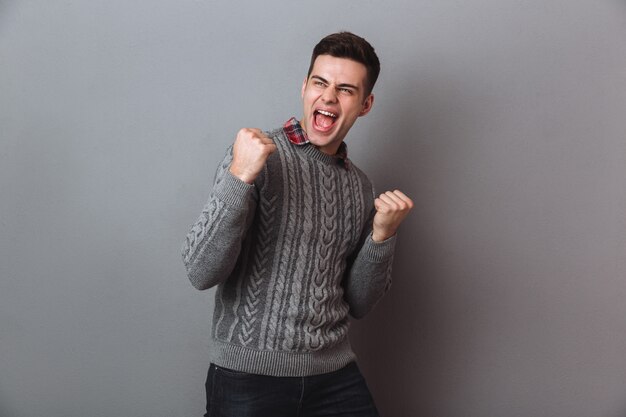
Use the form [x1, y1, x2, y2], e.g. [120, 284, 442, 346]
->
[309, 134, 334, 147]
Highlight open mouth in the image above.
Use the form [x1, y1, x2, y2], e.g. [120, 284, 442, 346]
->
[314, 109, 338, 130]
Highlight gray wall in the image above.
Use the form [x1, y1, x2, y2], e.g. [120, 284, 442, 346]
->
[1, 1, 625, 416]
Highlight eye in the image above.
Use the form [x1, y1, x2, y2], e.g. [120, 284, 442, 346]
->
[314, 81, 326, 87]
[338, 88, 354, 95]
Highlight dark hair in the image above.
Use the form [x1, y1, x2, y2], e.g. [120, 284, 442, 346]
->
[307, 31, 380, 96]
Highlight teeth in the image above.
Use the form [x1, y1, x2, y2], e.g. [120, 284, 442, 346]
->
[317, 110, 337, 118]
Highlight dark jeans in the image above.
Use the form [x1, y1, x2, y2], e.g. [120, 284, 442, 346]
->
[203, 362, 380, 417]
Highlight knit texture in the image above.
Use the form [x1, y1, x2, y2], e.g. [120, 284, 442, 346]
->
[182, 125, 396, 377]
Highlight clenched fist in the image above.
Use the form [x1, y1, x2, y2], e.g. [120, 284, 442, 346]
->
[229, 128, 277, 184]
[372, 190, 414, 242]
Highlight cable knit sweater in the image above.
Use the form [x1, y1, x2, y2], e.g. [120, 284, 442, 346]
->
[182, 124, 396, 377]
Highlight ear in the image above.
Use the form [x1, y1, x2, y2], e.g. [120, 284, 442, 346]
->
[301, 77, 308, 98]
[359, 93, 374, 117]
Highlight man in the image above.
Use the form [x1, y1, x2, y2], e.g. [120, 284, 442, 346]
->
[182, 31, 413, 417]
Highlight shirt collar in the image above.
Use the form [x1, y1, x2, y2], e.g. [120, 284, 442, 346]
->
[282, 117, 349, 169]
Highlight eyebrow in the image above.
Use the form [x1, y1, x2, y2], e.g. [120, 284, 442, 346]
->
[311, 75, 360, 91]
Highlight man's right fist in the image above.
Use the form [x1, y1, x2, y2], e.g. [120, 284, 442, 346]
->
[229, 128, 277, 184]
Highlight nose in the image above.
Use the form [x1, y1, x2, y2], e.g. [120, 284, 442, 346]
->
[321, 86, 338, 103]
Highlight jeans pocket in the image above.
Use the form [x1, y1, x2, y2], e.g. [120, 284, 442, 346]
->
[214, 364, 255, 378]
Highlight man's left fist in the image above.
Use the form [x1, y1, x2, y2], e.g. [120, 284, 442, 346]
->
[372, 190, 414, 242]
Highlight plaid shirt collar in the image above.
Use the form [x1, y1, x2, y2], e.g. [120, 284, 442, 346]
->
[283, 117, 349, 169]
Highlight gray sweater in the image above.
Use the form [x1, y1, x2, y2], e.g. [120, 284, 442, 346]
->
[182, 125, 396, 377]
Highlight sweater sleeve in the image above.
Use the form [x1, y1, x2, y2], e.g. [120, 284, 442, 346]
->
[342, 206, 397, 319]
[181, 147, 258, 290]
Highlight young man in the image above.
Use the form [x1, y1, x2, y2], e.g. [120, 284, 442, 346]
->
[182, 32, 413, 417]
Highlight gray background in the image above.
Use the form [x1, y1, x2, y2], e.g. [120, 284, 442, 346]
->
[1, 1, 625, 416]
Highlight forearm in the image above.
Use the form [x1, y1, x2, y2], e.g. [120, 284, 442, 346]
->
[343, 233, 396, 319]
[182, 165, 257, 290]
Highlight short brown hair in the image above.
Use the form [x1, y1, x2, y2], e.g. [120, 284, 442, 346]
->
[307, 32, 380, 96]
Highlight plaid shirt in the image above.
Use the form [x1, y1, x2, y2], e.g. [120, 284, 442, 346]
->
[283, 117, 349, 169]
